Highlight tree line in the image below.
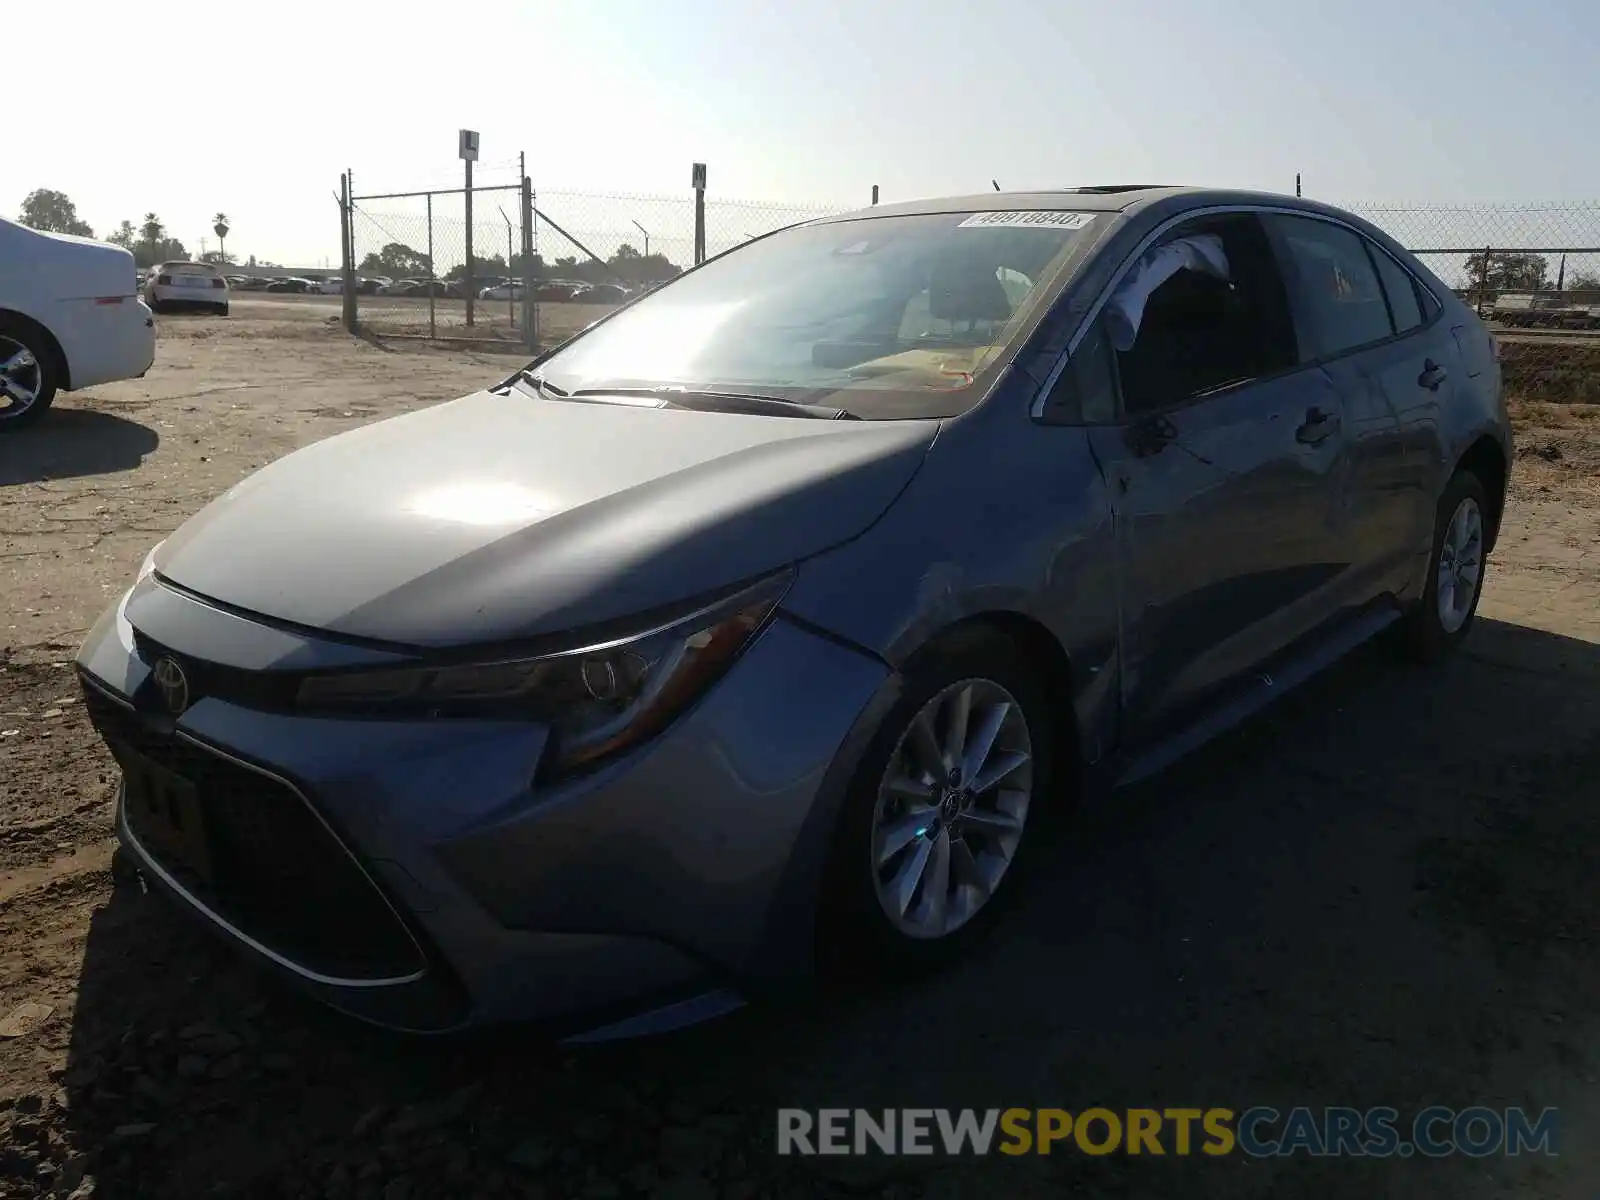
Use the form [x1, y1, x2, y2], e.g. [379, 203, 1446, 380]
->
[1457, 250, 1597, 294]
[14, 189, 246, 269]
[357, 240, 683, 286]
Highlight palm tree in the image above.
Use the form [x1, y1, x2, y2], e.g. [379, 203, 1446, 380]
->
[212, 212, 230, 264]
[140, 213, 164, 247]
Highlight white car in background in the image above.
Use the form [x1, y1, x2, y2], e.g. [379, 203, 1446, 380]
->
[479, 281, 525, 300]
[317, 276, 345, 295]
[0, 216, 155, 432]
[144, 260, 230, 315]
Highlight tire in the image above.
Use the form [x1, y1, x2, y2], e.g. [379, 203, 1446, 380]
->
[1401, 469, 1490, 663]
[214, 304, 229, 317]
[818, 629, 1059, 976]
[0, 316, 60, 433]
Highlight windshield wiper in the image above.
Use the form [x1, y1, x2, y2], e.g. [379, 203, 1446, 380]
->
[504, 369, 569, 398]
[567, 386, 858, 420]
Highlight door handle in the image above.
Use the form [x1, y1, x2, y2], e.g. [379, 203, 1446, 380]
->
[1295, 407, 1341, 445]
[1418, 358, 1448, 391]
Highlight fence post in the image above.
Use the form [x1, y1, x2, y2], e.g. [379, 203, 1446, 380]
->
[340, 172, 356, 334]
[341, 172, 357, 329]
[692, 162, 707, 265]
[1477, 245, 1491, 318]
[521, 176, 536, 351]
[505, 214, 514, 330]
[871, 185, 879, 206]
[426, 193, 437, 340]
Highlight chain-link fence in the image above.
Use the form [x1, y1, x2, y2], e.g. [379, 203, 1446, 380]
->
[334, 174, 1600, 400]
[523, 189, 839, 349]
[343, 179, 533, 344]
[337, 170, 842, 349]
[1344, 201, 1600, 403]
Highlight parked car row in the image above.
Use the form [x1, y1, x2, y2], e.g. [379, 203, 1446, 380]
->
[122, 271, 654, 304]
[374, 277, 643, 303]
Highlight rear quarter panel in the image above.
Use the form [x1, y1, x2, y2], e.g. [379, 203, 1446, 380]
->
[1345, 219, 1512, 484]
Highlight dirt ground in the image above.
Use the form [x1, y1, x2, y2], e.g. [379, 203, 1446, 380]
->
[1, 305, 1598, 1198]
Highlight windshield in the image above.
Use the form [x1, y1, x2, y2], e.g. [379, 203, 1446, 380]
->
[533, 209, 1103, 419]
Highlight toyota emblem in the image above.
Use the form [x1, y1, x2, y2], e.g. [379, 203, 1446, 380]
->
[151, 656, 190, 715]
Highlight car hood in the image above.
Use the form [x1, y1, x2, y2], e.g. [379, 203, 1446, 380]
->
[153, 390, 938, 648]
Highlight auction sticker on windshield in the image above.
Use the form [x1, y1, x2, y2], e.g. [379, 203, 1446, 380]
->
[957, 211, 1095, 230]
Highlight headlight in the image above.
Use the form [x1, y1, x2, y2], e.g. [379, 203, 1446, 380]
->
[295, 571, 791, 775]
[136, 542, 163, 584]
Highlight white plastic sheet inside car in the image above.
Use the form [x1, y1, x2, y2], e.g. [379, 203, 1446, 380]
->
[1103, 234, 1230, 351]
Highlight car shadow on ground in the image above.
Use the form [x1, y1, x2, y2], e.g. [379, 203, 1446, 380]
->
[0, 407, 160, 487]
[59, 618, 1600, 1198]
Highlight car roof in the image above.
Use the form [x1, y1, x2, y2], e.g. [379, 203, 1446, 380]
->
[814, 185, 1347, 224]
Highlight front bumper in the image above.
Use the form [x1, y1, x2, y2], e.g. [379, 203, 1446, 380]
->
[77, 579, 887, 1035]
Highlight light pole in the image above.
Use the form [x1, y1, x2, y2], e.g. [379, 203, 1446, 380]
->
[631, 220, 650, 259]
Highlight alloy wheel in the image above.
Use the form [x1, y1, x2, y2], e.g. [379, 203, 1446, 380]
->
[870, 678, 1033, 940]
[0, 336, 42, 421]
[1436, 496, 1484, 634]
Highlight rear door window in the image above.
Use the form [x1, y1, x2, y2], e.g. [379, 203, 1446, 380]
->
[1369, 246, 1423, 333]
[1267, 215, 1395, 360]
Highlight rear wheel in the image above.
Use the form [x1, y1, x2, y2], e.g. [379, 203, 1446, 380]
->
[213, 303, 229, 316]
[0, 318, 59, 432]
[820, 631, 1057, 974]
[1401, 469, 1489, 662]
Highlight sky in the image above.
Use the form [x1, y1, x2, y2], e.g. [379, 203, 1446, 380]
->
[12, 0, 1600, 269]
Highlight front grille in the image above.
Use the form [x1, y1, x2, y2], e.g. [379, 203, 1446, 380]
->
[82, 682, 425, 983]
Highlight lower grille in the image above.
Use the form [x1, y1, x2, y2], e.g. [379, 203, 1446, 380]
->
[82, 681, 426, 984]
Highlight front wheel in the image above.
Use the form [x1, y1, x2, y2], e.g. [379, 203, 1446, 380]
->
[820, 632, 1057, 974]
[213, 303, 229, 316]
[0, 318, 59, 433]
[1401, 469, 1489, 662]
